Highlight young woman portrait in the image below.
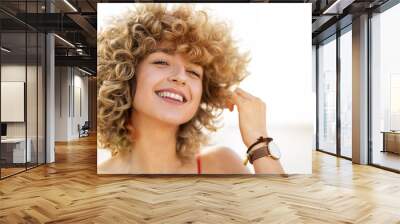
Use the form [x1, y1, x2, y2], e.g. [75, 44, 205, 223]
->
[97, 4, 285, 174]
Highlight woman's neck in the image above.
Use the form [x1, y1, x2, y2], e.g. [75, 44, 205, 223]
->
[123, 110, 184, 173]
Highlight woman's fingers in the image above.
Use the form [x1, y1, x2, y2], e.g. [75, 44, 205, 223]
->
[227, 87, 259, 112]
[229, 90, 247, 109]
[229, 87, 268, 148]
[225, 98, 234, 111]
[226, 93, 237, 112]
[235, 87, 254, 100]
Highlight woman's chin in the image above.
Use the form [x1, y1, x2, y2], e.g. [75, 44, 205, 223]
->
[155, 114, 193, 126]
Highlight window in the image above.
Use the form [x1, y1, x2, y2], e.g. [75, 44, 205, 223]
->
[318, 36, 337, 154]
[340, 28, 352, 158]
[371, 2, 400, 171]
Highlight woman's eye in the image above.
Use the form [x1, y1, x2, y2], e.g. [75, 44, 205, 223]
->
[153, 60, 169, 65]
[188, 70, 200, 78]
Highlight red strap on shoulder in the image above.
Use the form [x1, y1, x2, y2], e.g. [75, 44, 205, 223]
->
[196, 155, 202, 174]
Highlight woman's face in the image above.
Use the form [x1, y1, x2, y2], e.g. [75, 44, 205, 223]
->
[132, 48, 204, 126]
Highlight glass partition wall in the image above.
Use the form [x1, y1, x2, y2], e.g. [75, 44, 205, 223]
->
[0, 1, 46, 179]
[316, 27, 352, 159]
[317, 0, 400, 173]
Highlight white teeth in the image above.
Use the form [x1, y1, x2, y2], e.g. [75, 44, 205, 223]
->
[157, 91, 184, 102]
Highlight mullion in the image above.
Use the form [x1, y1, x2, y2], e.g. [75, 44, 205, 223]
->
[36, 0, 39, 168]
[0, 18, 2, 179]
[336, 29, 341, 157]
[367, 10, 373, 166]
[25, 0, 28, 171]
[316, 45, 319, 151]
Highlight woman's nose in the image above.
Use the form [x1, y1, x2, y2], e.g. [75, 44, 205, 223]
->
[168, 65, 187, 86]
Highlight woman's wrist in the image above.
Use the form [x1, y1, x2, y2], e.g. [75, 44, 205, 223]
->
[244, 132, 269, 148]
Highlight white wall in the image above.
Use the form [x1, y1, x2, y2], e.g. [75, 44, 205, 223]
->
[73, 72, 89, 137]
[1, 65, 26, 142]
[55, 67, 68, 141]
[1, 65, 36, 138]
[1, 66, 25, 128]
[1, 63, 45, 163]
[54, 67, 89, 141]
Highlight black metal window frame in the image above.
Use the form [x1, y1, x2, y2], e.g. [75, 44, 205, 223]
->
[316, 0, 400, 174]
[315, 24, 352, 161]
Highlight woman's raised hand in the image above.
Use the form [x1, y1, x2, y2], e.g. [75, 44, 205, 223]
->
[228, 88, 268, 148]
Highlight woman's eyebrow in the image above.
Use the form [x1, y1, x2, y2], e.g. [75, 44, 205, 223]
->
[148, 48, 203, 73]
[148, 48, 175, 55]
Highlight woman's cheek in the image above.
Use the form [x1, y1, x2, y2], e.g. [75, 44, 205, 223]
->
[193, 84, 203, 106]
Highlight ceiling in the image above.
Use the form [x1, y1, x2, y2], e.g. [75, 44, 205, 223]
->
[0, 0, 393, 74]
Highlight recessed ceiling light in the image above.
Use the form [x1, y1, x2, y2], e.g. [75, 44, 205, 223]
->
[1, 47, 11, 53]
[54, 34, 75, 48]
[63, 0, 78, 12]
[323, 0, 355, 15]
[78, 67, 93, 76]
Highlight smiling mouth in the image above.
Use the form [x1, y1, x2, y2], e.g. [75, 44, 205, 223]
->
[155, 90, 187, 103]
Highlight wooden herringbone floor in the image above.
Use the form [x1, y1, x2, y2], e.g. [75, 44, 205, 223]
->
[1, 135, 400, 224]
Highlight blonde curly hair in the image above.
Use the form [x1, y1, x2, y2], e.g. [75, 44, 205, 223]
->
[97, 4, 250, 163]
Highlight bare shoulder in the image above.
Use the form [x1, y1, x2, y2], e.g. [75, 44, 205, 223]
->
[97, 157, 114, 174]
[97, 156, 127, 174]
[200, 146, 251, 174]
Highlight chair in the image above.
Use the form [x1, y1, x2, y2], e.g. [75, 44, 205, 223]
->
[79, 121, 90, 138]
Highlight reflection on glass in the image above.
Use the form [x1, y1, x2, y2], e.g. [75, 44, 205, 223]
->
[340, 29, 352, 158]
[390, 74, 400, 131]
[371, 3, 400, 171]
[318, 37, 337, 154]
[1, 31, 27, 177]
[0, 1, 47, 179]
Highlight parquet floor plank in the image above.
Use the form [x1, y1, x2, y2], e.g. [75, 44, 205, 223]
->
[0, 135, 399, 223]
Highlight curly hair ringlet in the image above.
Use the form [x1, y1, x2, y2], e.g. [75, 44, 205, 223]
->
[97, 3, 250, 164]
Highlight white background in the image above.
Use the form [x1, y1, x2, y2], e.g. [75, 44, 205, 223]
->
[98, 3, 313, 174]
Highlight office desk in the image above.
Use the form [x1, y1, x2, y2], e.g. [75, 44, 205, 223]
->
[1, 138, 32, 163]
[382, 131, 400, 154]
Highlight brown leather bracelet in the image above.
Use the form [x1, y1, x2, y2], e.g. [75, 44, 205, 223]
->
[246, 136, 273, 154]
[249, 146, 270, 164]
